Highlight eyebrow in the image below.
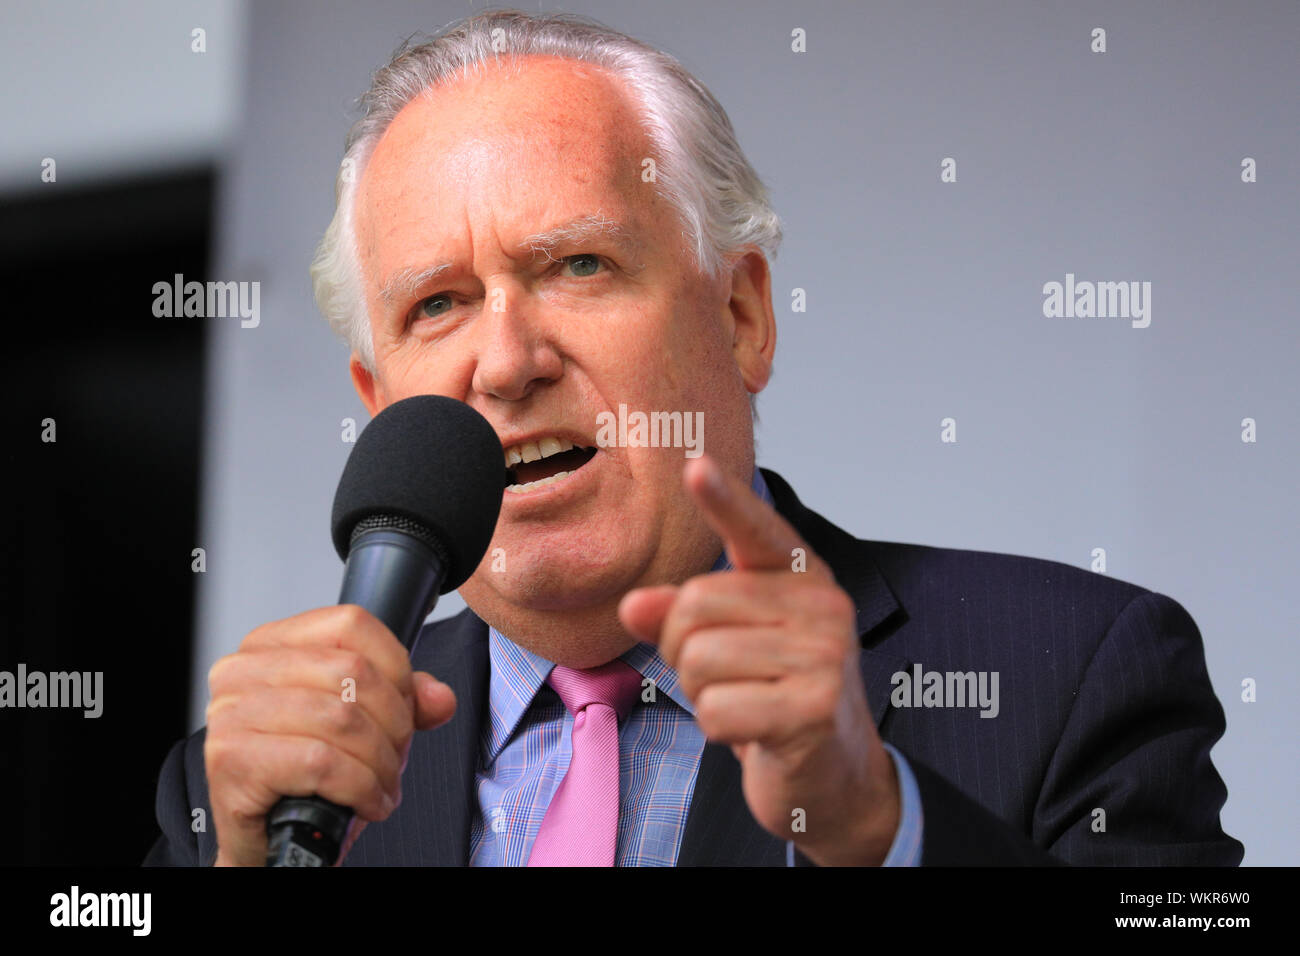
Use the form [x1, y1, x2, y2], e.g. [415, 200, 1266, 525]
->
[378, 213, 645, 307]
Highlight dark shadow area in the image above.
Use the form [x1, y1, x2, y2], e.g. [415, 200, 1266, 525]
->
[0, 168, 212, 864]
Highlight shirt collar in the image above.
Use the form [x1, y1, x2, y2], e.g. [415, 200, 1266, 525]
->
[483, 465, 773, 763]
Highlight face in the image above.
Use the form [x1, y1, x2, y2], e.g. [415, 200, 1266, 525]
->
[350, 55, 775, 667]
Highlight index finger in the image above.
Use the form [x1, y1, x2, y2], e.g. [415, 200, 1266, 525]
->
[684, 455, 830, 577]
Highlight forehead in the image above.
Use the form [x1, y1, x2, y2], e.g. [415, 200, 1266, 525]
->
[354, 56, 654, 267]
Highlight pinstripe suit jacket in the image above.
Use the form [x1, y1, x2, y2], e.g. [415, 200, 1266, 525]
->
[144, 468, 1243, 866]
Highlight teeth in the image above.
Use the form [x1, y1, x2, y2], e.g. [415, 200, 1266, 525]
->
[503, 435, 582, 468]
[505, 471, 570, 494]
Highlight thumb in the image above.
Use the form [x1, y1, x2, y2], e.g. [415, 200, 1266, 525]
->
[412, 671, 457, 731]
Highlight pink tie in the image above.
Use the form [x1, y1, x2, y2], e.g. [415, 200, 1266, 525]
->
[527, 659, 644, 866]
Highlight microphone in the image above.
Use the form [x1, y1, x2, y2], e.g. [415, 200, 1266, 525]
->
[264, 395, 505, 867]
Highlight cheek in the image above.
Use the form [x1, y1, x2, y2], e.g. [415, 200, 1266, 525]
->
[601, 297, 728, 426]
[374, 355, 423, 401]
[661, 306, 730, 399]
[578, 302, 668, 397]
[375, 339, 471, 401]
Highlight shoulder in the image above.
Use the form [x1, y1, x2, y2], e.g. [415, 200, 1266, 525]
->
[861, 538, 1212, 711]
[868, 538, 1149, 624]
[763, 465, 1172, 665]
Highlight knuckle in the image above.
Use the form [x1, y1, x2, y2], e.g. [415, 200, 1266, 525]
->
[805, 681, 841, 725]
[300, 738, 335, 783]
[224, 798, 263, 828]
[238, 621, 274, 652]
[335, 603, 372, 630]
[207, 653, 238, 692]
[205, 695, 238, 733]
[677, 633, 708, 674]
[336, 650, 371, 685]
[815, 584, 855, 620]
[204, 734, 239, 779]
[694, 688, 721, 730]
[321, 694, 361, 736]
[676, 577, 712, 615]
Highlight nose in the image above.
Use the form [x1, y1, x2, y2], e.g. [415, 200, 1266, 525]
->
[470, 279, 564, 402]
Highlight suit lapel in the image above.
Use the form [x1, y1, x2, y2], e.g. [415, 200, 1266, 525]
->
[677, 469, 909, 865]
[345, 608, 489, 866]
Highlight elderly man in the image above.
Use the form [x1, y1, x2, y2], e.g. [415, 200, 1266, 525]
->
[145, 10, 1241, 867]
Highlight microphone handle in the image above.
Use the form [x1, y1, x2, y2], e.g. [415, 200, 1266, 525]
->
[265, 529, 445, 867]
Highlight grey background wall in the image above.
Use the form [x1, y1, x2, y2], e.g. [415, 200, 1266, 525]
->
[183, 1, 1295, 864]
[0, 0, 242, 193]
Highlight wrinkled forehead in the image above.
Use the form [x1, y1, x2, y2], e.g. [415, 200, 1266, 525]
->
[353, 56, 657, 263]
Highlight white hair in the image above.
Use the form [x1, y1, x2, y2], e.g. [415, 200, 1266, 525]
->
[310, 9, 781, 415]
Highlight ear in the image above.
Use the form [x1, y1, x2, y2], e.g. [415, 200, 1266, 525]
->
[725, 248, 776, 397]
[349, 353, 384, 418]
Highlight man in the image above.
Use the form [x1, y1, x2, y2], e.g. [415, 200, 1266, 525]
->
[145, 11, 1241, 866]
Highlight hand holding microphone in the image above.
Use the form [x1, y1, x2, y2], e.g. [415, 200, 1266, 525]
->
[202, 396, 504, 867]
[205, 604, 454, 866]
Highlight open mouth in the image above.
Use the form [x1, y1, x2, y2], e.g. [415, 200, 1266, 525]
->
[504, 437, 598, 493]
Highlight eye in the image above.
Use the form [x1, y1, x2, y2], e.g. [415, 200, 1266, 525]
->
[418, 293, 454, 319]
[561, 253, 604, 277]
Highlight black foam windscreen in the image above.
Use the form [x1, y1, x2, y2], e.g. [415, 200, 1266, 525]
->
[330, 395, 506, 592]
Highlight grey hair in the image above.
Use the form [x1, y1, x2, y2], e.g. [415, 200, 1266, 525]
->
[310, 9, 781, 417]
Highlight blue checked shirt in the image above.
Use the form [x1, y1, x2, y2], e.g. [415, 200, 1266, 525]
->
[468, 467, 923, 866]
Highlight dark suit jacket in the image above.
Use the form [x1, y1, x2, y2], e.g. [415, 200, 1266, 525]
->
[144, 467, 1243, 866]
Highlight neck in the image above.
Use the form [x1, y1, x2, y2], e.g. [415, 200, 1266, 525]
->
[475, 597, 635, 669]
[463, 540, 724, 669]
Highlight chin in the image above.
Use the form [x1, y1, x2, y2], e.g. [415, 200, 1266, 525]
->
[475, 525, 648, 605]
[493, 556, 639, 612]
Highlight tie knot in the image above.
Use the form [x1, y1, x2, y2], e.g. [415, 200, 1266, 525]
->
[545, 659, 644, 720]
